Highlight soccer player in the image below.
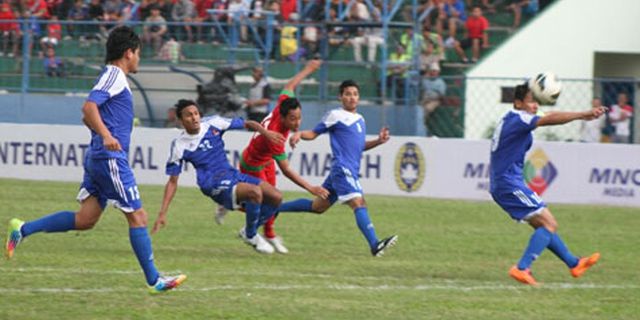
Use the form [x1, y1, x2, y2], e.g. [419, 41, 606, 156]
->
[233, 59, 329, 254]
[490, 82, 605, 286]
[278, 80, 398, 257]
[151, 99, 286, 254]
[5, 26, 186, 293]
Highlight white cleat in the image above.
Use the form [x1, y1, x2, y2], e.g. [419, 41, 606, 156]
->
[215, 205, 227, 225]
[267, 236, 289, 254]
[239, 228, 274, 254]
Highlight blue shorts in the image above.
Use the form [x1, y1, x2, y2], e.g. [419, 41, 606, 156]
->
[77, 157, 142, 213]
[322, 165, 363, 204]
[200, 168, 261, 210]
[491, 184, 546, 222]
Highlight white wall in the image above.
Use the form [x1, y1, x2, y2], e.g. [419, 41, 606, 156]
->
[464, 0, 640, 139]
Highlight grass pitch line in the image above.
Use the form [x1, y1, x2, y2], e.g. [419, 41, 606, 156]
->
[1, 283, 638, 294]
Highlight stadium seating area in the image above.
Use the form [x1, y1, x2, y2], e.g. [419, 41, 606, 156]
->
[0, 0, 547, 136]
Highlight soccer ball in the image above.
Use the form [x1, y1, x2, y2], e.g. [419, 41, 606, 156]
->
[528, 72, 562, 105]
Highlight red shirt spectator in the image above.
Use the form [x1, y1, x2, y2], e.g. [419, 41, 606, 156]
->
[0, 2, 19, 32]
[280, 0, 296, 21]
[195, 0, 215, 18]
[26, 0, 51, 19]
[465, 12, 489, 39]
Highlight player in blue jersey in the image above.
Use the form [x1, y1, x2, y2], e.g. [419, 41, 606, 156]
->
[5, 26, 186, 293]
[278, 80, 398, 257]
[151, 99, 286, 254]
[490, 82, 606, 286]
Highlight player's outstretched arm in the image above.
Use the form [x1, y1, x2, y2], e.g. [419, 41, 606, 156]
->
[365, 126, 390, 151]
[82, 101, 121, 151]
[277, 158, 329, 199]
[289, 130, 319, 149]
[244, 120, 286, 145]
[152, 175, 180, 234]
[537, 107, 607, 127]
[283, 59, 322, 92]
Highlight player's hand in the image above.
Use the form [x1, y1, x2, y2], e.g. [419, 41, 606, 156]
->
[584, 106, 607, 120]
[103, 134, 122, 151]
[264, 130, 286, 145]
[310, 185, 330, 199]
[378, 126, 390, 144]
[289, 132, 302, 149]
[306, 59, 322, 71]
[151, 213, 167, 234]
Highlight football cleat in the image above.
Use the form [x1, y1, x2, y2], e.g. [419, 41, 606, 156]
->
[149, 274, 187, 294]
[509, 265, 539, 286]
[267, 236, 289, 254]
[214, 205, 228, 225]
[239, 228, 274, 254]
[6, 218, 24, 259]
[570, 252, 600, 278]
[371, 235, 398, 257]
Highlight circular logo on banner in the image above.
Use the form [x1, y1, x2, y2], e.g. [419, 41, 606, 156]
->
[394, 142, 425, 192]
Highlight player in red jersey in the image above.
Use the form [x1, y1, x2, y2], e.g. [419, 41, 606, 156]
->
[217, 59, 329, 253]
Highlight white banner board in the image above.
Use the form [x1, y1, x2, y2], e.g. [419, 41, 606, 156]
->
[0, 124, 638, 207]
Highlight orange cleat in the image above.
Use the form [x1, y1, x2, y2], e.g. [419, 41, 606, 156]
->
[570, 252, 600, 278]
[509, 265, 538, 286]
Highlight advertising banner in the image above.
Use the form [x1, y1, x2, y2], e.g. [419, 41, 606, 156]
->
[1, 124, 638, 207]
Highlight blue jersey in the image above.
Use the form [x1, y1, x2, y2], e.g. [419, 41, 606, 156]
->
[86, 65, 134, 159]
[313, 108, 366, 174]
[165, 116, 245, 191]
[489, 110, 540, 193]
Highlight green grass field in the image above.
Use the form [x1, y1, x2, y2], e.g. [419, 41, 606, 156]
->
[1, 178, 638, 319]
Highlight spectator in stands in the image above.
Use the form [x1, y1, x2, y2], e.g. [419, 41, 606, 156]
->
[171, 0, 195, 42]
[421, 62, 446, 126]
[23, 0, 51, 55]
[350, 0, 384, 64]
[507, 0, 538, 28]
[143, 4, 167, 55]
[119, 0, 141, 23]
[103, 0, 123, 33]
[0, 0, 20, 58]
[386, 44, 411, 100]
[400, 26, 423, 61]
[228, 0, 249, 43]
[403, 0, 436, 22]
[608, 92, 634, 144]
[87, 0, 107, 40]
[156, 0, 173, 21]
[579, 97, 606, 143]
[194, 0, 215, 43]
[43, 46, 64, 77]
[158, 35, 182, 62]
[451, 5, 489, 63]
[45, 0, 63, 18]
[436, 0, 466, 47]
[244, 66, 272, 122]
[39, 14, 61, 55]
[66, 0, 89, 40]
[280, 0, 296, 21]
[420, 23, 444, 69]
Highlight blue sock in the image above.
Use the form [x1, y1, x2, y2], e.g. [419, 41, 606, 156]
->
[354, 207, 378, 249]
[517, 227, 553, 270]
[21, 211, 76, 237]
[547, 233, 579, 268]
[129, 227, 160, 286]
[257, 204, 278, 227]
[244, 201, 261, 238]
[278, 199, 313, 213]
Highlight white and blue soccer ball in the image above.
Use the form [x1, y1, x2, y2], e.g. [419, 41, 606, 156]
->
[528, 72, 562, 105]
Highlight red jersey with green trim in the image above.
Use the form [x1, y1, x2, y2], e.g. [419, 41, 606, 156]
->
[242, 91, 294, 170]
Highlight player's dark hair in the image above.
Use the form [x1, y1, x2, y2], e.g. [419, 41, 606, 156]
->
[105, 26, 141, 64]
[175, 99, 200, 119]
[514, 82, 530, 102]
[279, 97, 301, 117]
[339, 80, 360, 95]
